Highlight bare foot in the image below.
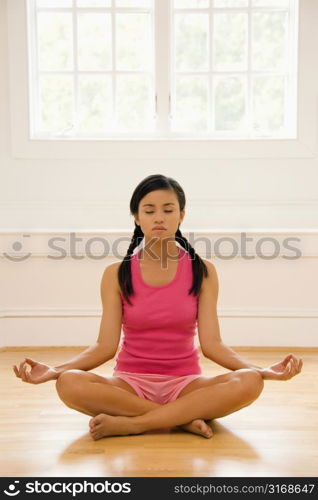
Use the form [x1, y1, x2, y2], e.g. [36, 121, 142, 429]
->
[89, 413, 137, 440]
[89, 414, 213, 440]
[179, 419, 213, 439]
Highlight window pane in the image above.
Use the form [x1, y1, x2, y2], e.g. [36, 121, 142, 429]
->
[77, 13, 112, 70]
[78, 76, 112, 132]
[37, 13, 73, 71]
[214, 0, 248, 7]
[214, 77, 246, 131]
[116, 13, 152, 71]
[37, 0, 72, 7]
[253, 75, 285, 132]
[252, 12, 288, 71]
[252, 0, 289, 7]
[175, 14, 209, 71]
[77, 0, 111, 7]
[116, 75, 153, 131]
[116, 0, 152, 7]
[39, 75, 74, 133]
[174, 0, 209, 8]
[173, 76, 208, 132]
[213, 13, 247, 71]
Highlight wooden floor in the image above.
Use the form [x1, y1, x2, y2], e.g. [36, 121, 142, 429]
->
[1, 347, 317, 477]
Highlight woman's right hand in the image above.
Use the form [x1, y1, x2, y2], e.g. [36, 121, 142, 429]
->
[13, 357, 59, 384]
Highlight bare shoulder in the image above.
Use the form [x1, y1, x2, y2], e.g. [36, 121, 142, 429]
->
[201, 258, 217, 274]
[97, 262, 123, 354]
[199, 258, 219, 298]
[105, 261, 121, 273]
[197, 258, 222, 349]
[101, 261, 122, 295]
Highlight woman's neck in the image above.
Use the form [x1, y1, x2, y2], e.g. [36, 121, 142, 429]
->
[141, 240, 179, 264]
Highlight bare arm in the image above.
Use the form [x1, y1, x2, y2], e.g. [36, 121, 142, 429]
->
[197, 260, 303, 381]
[53, 343, 114, 377]
[202, 342, 263, 373]
[13, 263, 123, 384]
[197, 260, 263, 375]
[54, 263, 122, 377]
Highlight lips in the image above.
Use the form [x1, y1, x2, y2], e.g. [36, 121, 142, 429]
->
[153, 227, 166, 230]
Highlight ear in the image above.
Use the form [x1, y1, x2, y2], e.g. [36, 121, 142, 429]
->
[180, 209, 185, 225]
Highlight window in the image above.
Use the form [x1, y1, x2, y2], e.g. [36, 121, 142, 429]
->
[27, 0, 298, 140]
[171, 0, 298, 138]
[28, 0, 155, 138]
[8, 0, 316, 159]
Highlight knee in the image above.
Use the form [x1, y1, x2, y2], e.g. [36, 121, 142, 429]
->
[55, 369, 84, 398]
[236, 369, 264, 401]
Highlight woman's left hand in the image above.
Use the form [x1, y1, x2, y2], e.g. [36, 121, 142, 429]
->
[260, 354, 303, 381]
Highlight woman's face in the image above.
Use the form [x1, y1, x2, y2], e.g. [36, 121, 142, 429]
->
[135, 189, 185, 245]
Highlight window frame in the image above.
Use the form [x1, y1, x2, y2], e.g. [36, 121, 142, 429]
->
[7, 0, 317, 159]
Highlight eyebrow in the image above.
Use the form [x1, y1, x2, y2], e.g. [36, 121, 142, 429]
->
[142, 203, 176, 207]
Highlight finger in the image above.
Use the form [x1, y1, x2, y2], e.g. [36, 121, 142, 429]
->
[283, 354, 293, 366]
[291, 355, 301, 371]
[294, 357, 300, 371]
[23, 365, 30, 383]
[298, 358, 303, 372]
[290, 354, 298, 365]
[283, 362, 289, 379]
[21, 365, 28, 382]
[293, 357, 300, 373]
[290, 358, 299, 377]
[286, 361, 292, 378]
[25, 358, 36, 367]
[13, 365, 20, 377]
[290, 358, 297, 372]
[289, 362, 295, 378]
[18, 360, 26, 377]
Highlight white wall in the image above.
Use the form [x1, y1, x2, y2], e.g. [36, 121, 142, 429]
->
[0, 0, 317, 348]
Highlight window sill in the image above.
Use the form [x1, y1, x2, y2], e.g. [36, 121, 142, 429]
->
[9, 136, 316, 160]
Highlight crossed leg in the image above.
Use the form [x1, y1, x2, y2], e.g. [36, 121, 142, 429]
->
[56, 368, 264, 440]
[88, 369, 264, 440]
[55, 370, 211, 437]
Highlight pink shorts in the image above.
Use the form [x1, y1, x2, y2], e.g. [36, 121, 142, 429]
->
[113, 370, 202, 405]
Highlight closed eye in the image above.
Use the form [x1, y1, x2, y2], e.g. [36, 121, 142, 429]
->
[145, 211, 173, 214]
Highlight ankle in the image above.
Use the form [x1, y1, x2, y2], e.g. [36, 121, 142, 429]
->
[128, 415, 147, 435]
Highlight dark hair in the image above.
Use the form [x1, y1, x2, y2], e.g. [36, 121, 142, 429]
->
[118, 174, 208, 305]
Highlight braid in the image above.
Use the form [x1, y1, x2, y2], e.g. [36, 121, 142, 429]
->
[118, 224, 144, 305]
[176, 228, 208, 296]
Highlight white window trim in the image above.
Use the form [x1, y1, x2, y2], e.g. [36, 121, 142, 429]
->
[7, 0, 317, 159]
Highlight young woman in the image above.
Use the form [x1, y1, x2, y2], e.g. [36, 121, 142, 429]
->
[13, 174, 303, 441]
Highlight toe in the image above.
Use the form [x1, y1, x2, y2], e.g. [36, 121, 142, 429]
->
[198, 421, 206, 432]
[90, 417, 100, 428]
[91, 414, 103, 426]
[92, 431, 102, 441]
[206, 427, 213, 438]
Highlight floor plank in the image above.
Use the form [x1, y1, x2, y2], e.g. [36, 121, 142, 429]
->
[1, 347, 317, 477]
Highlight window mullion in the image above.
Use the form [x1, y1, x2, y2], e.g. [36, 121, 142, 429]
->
[287, 0, 299, 138]
[155, 0, 171, 136]
[28, 0, 39, 138]
[248, 0, 252, 138]
[210, 0, 213, 134]
[72, 0, 78, 136]
[112, 0, 116, 131]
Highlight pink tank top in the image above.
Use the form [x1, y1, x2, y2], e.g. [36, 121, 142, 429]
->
[114, 246, 202, 376]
